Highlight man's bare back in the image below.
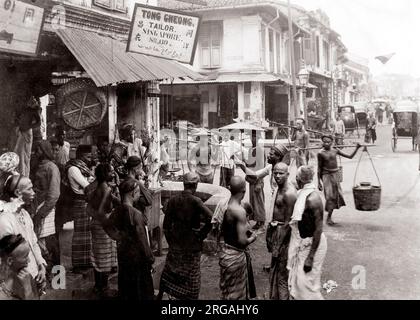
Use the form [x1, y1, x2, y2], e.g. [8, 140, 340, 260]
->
[222, 176, 257, 250]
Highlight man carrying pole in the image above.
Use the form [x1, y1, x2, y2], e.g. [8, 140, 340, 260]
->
[317, 134, 361, 226]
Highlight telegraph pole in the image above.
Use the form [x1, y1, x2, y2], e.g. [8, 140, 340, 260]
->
[287, 0, 299, 124]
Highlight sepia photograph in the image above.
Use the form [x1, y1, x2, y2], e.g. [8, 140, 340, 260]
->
[0, 0, 419, 307]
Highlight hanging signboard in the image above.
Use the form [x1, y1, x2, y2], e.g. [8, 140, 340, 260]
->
[0, 0, 45, 56]
[127, 3, 200, 65]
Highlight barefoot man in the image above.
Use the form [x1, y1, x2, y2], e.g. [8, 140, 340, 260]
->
[287, 166, 326, 300]
[317, 135, 361, 225]
[267, 163, 297, 300]
[219, 176, 257, 300]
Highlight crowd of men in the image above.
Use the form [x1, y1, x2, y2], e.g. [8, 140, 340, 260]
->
[0, 96, 363, 301]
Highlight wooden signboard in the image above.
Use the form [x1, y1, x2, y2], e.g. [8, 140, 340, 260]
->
[127, 3, 200, 65]
[0, 0, 44, 56]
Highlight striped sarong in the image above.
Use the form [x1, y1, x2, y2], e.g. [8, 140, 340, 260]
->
[160, 249, 202, 300]
[71, 198, 92, 268]
[267, 223, 291, 300]
[90, 219, 117, 273]
[219, 244, 256, 300]
[37, 203, 55, 239]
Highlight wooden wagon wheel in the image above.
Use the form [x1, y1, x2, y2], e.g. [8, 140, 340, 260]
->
[56, 78, 107, 130]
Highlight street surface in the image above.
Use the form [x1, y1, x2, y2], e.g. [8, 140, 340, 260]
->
[44, 122, 420, 300]
[198, 122, 420, 300]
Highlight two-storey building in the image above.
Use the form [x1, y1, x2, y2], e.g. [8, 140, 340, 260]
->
[158, 0, 347, 131]
[158, 0, 315, 131]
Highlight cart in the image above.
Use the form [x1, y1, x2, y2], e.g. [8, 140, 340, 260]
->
[391, 100, 420, 152]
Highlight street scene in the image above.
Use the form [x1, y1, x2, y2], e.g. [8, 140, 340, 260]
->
[0, 0, 420, 302]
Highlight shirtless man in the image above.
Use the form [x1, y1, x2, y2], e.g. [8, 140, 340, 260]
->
[236, 145, 289, 230]
[219, 176, 257, 300]
[292, 118, 310, 168]
[287, 166, 327, 300]
[317, 135, 361, 225]
[267, 162, 297, 300]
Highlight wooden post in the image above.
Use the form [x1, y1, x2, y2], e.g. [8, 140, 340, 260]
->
[287, 0, 298, 122]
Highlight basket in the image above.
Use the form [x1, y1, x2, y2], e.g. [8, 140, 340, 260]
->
[352, 147, 381, 211]
[353, 182, 381, 211]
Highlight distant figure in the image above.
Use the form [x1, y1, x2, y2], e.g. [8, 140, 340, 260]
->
[267, 162, 297, 300]
[51, 126, 70, 175]
[292, 118, 310, 168]
[333, 114, 345, 146]
[219, 176, 257, 300]
[317, 135, 361, 225]
[287, 166, 327, 300]
[366, 113, 377, 144]
[219, 134, 241, 188]
[14, 96, 41, 177]
[158, 172, 213, 300]
[188, 137, 214, 184]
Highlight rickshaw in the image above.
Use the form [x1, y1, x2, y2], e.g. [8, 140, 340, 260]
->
[391, 100, 420, 152]
[353, 101, 368, 129]
[338, 105, 359, 137]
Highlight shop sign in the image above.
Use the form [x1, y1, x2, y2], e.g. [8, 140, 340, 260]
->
[127, 3, 200, 65]
[0, 0, 45, 56]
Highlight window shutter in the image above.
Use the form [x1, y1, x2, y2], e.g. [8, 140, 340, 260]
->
[304, 37, 312, 65]
[200, 23, 211, 68]
[210, 23, 222, 67]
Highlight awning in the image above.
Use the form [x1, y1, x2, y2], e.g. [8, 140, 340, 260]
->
[56, 28, 200, 87]
[162, 72, 292, 85]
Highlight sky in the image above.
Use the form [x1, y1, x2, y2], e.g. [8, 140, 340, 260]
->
[291, 0, 420, 78]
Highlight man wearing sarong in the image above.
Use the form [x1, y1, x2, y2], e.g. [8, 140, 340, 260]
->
[317, 135, 361, 225]
[219, 176, 257, 300]
[291, 118, 310, 168]
[287, 166, 327, 300]
[267, 163, 297, 300]
[32, 140, 61, 275]
[86, 163, 119, 298]
[158, 172, 213, 300]
[64, 145, 94, 273]
[237, 145, 289, 230]
[103, 178, 155, 300]
[246, 131, 266, 230]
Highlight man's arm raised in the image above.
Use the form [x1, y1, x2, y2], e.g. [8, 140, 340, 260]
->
[337, 143, 361, 159]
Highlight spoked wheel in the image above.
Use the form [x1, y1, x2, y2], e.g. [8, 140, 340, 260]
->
[391, 137, 397, 152]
